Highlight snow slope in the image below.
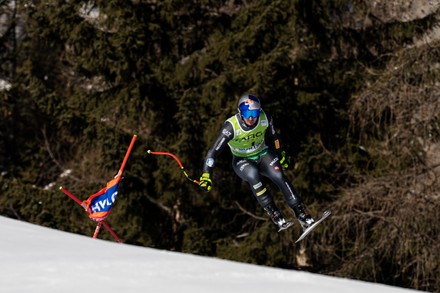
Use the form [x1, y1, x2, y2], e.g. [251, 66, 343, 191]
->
[0, 216, 423, 293]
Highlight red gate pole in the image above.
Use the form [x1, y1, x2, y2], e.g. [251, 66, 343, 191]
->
[93, 222, 102, 239]
[59, 134, 137, 243]
[59, 186, 85, 208]
[102, 221, 123, 243]
[60, 186, 122, 243]
[116, 134, 137, 178]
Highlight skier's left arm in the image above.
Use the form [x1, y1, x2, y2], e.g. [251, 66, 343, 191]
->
[266, 114, 290, 170]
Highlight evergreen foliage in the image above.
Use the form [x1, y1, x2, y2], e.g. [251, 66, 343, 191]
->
[0, 1, 439, 291]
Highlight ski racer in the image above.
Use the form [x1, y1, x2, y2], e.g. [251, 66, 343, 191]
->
[199, 94, 315, 231]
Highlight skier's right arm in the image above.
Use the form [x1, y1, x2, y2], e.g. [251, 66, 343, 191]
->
[199, 121, 234, 192]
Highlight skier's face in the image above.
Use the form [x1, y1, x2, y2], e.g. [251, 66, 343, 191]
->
[243, 116, 257, 126]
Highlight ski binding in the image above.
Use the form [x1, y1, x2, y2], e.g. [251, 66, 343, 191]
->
[277, 221, 294, 232]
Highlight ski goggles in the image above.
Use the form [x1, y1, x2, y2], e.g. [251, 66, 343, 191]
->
[240, 109, 260, 119]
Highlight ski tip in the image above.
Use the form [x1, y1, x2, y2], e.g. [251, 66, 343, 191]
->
[59, 186, 63, 190]
[146, 150, 151, 154]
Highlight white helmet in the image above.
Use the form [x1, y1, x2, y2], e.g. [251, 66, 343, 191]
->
[237, 94, 261, 118]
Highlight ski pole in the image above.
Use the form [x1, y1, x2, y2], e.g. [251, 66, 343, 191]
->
[147, 150, 200, 185]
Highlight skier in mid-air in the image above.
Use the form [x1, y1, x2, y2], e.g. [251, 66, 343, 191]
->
[199, 94, 315, 231]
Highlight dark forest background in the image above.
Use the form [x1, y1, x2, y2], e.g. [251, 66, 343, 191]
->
[1, 1, 440, 291]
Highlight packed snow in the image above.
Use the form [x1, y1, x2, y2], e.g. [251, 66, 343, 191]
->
[0, 216, 423, 293]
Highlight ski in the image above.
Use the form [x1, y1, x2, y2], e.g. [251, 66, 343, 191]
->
[295, 210, 331, 243]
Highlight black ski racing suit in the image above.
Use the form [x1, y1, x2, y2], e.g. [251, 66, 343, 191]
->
[202, 112, 303, 213]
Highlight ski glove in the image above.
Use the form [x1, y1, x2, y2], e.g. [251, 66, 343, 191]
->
[199, 172, 212, 192]
[280, 150, 290, 170]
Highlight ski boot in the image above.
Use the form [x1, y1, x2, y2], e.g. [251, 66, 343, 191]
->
[293, 203, 315, 230]
[264, 204, 294, 232]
